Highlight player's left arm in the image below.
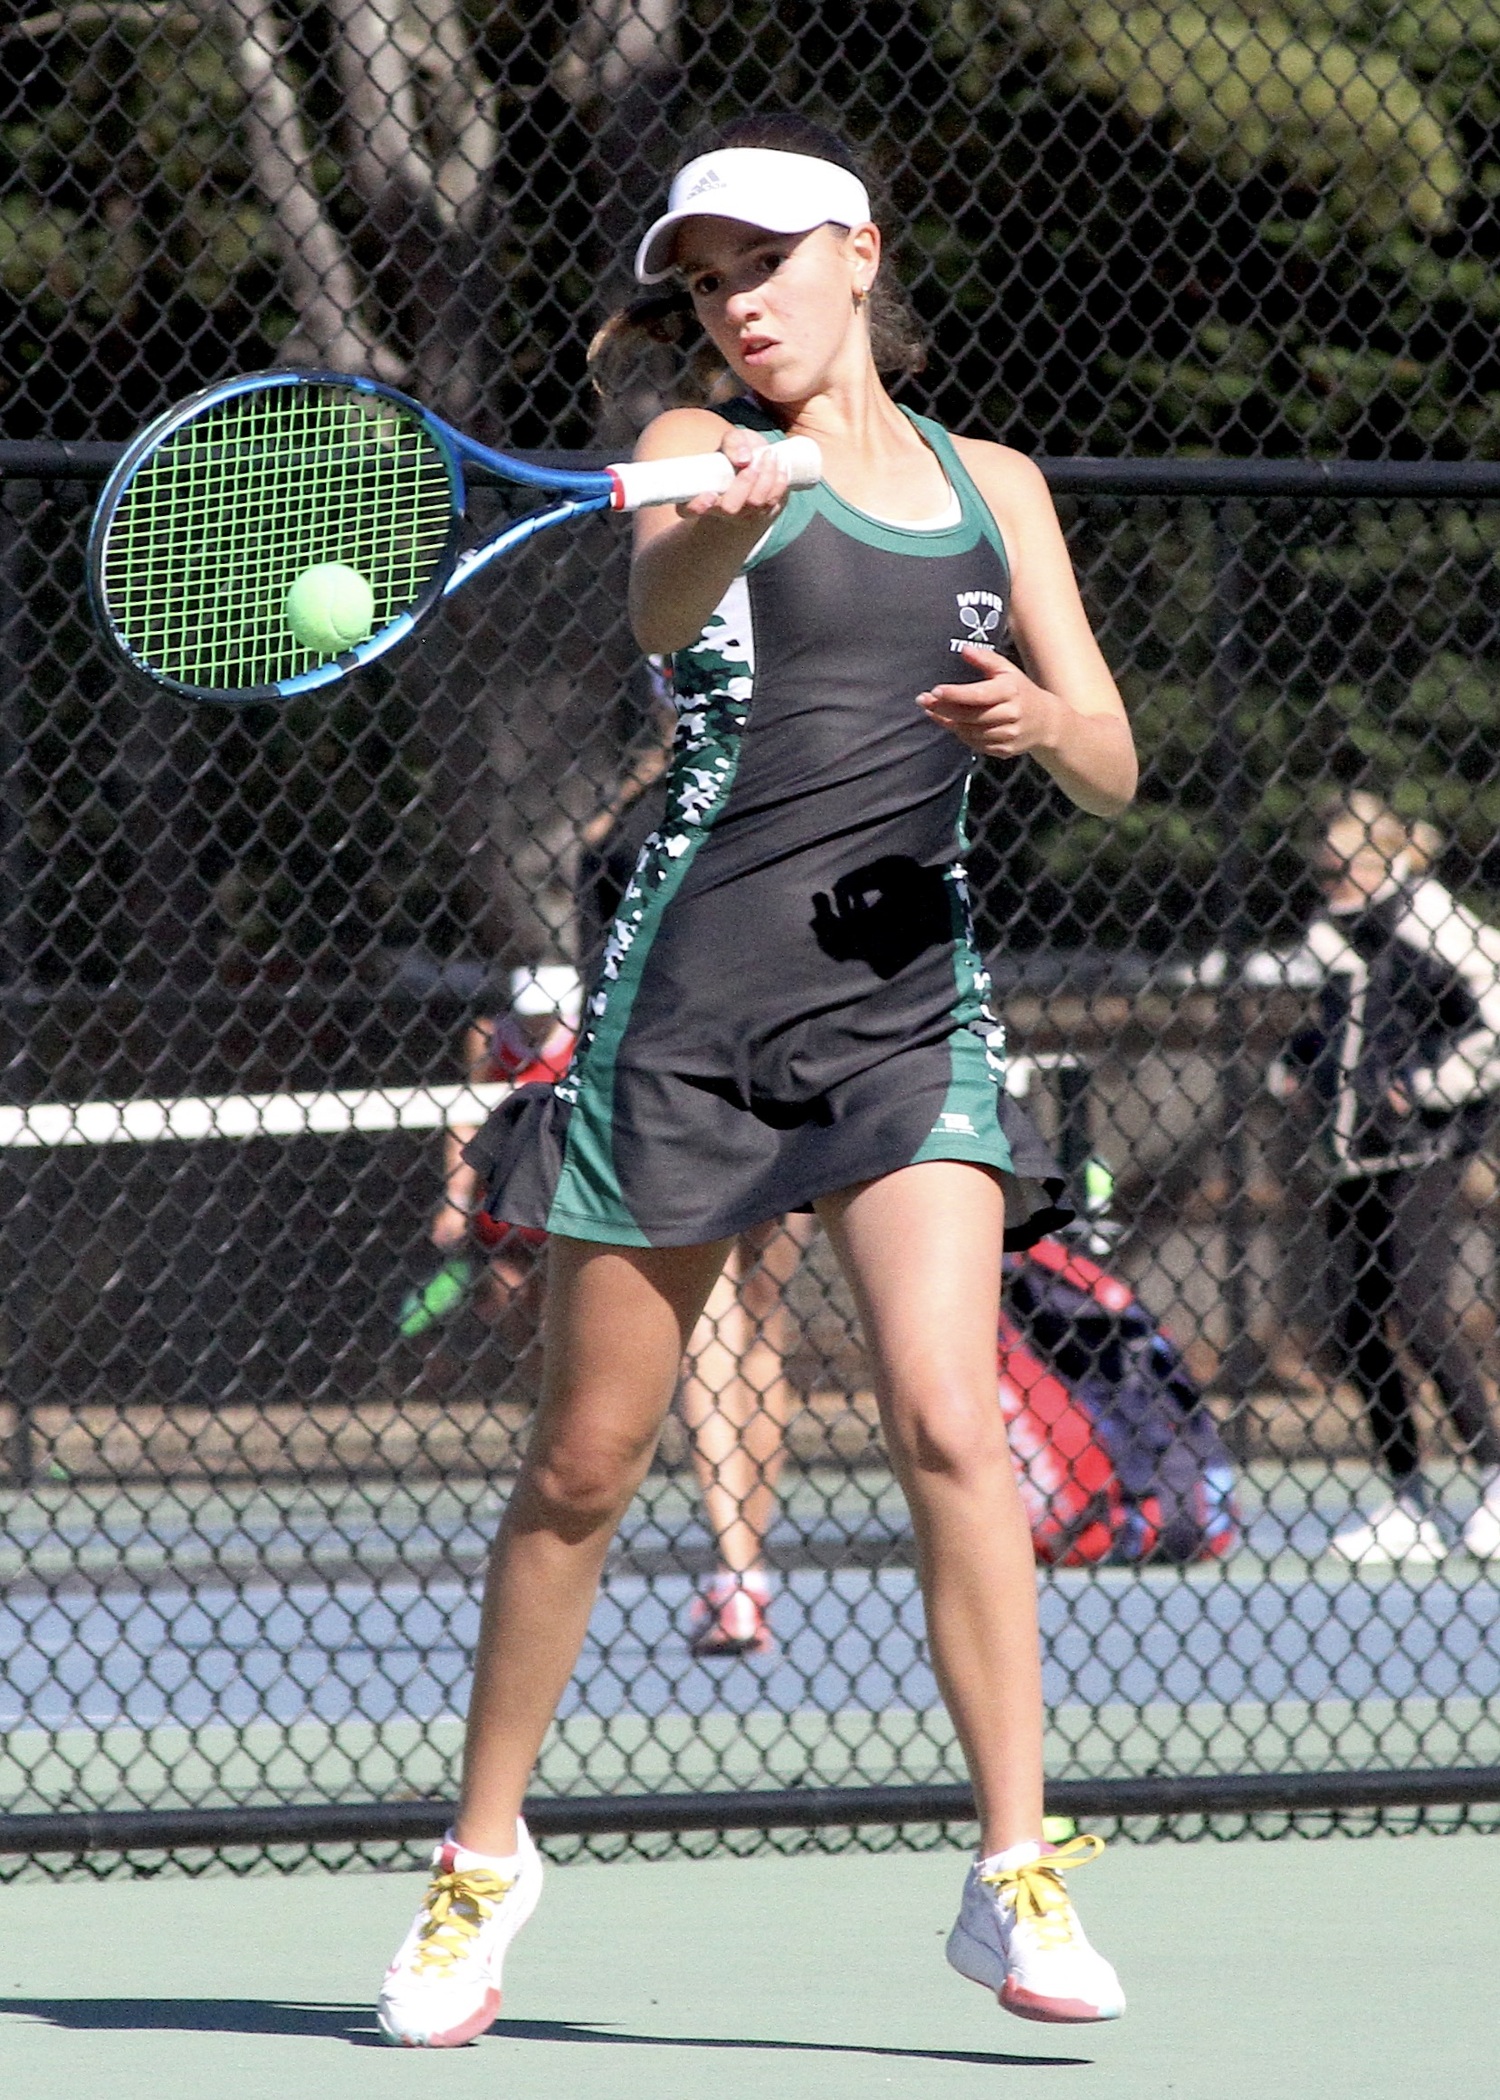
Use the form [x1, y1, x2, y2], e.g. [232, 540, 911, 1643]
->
[917, 442, 1137, 817]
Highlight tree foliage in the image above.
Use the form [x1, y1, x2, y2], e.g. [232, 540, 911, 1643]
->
[6, 0, 1500, 453]
[7, 1, 1500, 977]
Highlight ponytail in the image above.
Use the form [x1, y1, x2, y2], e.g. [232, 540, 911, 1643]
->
[587, 283, 706, 400]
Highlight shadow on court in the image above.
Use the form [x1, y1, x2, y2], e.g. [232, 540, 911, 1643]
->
[497, 2018, 1086, 2068]
[5, 1997, 1085, 2069]
[4, 1999, 382, 2043]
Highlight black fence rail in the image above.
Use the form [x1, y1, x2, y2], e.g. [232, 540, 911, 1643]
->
[5, 454, 1500, 1865]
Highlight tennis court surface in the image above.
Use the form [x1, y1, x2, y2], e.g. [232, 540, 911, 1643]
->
[2, 1828, 1493, 2099]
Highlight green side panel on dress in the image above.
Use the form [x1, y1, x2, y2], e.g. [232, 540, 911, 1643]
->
[545, 578, 755, 1244]
[911, 775, 1012, 1173]
[909, 1023, 1014, 1173]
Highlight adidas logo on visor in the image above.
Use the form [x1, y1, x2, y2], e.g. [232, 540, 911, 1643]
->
[636, 150, 873, 283]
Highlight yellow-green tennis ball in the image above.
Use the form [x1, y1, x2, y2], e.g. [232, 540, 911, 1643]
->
[284, 563, 375, 654]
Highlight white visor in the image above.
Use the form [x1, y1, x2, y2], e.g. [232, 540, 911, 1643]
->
[634, 148, 872, 284]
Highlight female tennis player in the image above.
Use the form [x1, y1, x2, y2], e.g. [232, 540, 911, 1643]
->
[377, 113, 1137, 2048]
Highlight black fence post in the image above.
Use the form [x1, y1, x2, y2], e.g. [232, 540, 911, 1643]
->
[1209, 499, 1267, 1445]
[1053, 1056, 1093, 1191]
[0, 481, 35, 1488]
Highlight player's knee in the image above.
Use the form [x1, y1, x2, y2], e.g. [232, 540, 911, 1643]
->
[522, 1428, 652, 1533]
[884, 1380, 1009, 1485]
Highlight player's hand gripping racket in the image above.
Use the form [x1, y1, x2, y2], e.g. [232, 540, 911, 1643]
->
[87, 370, 822, 706]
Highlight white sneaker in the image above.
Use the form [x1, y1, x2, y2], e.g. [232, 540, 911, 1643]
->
[1330, 1498, 1445, 1566]
[945, 1835, 1125, 2024]
[377, 1821, 543, 2048]
[1462, 1500, 1500, 1559]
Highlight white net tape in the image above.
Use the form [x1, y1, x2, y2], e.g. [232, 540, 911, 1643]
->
[0, 1063, 1061, 1150]
[0, 1082, 512, 1148]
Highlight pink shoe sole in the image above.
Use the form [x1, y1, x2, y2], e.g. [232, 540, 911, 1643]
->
[999, 1979, 1121, 2024]
[688, 1585, 772, 1657]
[378, 1984, 501, 2047]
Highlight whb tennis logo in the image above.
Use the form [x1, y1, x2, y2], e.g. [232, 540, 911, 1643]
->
[951, 590, 1004, 653]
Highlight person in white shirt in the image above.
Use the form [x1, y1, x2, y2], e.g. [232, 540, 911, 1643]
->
[1273, 793, 1500, 1564]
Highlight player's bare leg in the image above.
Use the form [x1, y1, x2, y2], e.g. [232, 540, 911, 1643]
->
[379, 1234, 727, 2047]
[456, 1234, 728, 1855]
[817, 1161, 1042, 1850]
[817, 1162, 1123, 2024]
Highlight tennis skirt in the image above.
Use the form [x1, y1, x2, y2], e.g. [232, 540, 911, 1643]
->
[463, 1019, 1069, 1251]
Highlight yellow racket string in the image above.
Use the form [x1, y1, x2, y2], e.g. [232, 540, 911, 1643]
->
[979, 1834, 1105, 1950]
[102, 382, 453, 691]
[410, 1864, 515, 1975]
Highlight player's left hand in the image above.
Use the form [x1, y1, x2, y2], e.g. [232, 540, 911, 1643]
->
[917, 644, 1064, 760]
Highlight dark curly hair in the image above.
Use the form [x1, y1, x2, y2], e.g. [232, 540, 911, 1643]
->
[588, 113, 926, 401]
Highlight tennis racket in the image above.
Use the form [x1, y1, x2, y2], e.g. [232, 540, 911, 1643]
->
[86, 369, 822, 706]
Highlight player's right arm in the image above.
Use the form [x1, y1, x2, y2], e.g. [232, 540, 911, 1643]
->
[628, 407, 795, 654]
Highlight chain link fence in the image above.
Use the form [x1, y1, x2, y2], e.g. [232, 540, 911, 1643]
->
[5, 456, 1500, 1866]
[7, 6, 1500, 1866]
[9, 2, 1500, 458]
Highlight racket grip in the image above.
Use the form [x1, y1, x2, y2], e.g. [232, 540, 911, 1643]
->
[607, 436, 822, 511]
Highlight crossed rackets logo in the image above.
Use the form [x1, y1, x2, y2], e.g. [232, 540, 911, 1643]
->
[950, 589, 1005, 653]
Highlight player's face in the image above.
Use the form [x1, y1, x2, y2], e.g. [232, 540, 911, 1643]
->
[676, 218, 877, 400]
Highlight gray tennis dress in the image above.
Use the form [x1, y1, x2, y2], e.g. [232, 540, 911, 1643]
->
[467, 403, 1068, 1249]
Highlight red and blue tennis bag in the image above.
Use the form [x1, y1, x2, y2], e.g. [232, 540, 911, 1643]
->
[998, 1239, 1239, 1566]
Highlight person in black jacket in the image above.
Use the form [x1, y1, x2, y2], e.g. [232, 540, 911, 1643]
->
[1273, 794, 1500, 1563]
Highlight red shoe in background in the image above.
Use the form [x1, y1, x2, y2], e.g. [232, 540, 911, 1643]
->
[688, 1569, 773, 1657]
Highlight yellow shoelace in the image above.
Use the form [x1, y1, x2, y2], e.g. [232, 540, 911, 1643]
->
[979, 1834, 1105, 1953]
[410, 1865, 515, 1976]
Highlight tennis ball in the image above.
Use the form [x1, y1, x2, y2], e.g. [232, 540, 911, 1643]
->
[284, 562, 375, 654]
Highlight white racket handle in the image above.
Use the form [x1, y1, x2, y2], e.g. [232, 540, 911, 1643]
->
[606, 436, 822, 511]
